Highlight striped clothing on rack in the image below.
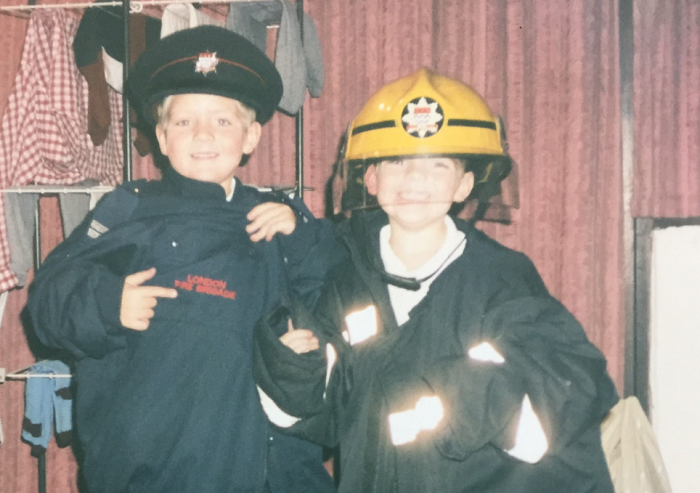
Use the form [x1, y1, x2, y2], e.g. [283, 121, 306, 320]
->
[0, 9, 123, 292]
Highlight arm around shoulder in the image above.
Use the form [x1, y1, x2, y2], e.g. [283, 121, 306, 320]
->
[274, 194, 342, 299]
[253, 288, 349, 446]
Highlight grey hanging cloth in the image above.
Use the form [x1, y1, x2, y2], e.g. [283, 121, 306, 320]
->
[226, 0, 324, 115]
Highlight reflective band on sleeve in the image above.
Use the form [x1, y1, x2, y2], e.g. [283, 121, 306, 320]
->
[256, 386, 300, 429]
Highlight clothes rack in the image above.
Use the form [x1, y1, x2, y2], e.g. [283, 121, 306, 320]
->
[0, 0, 266, 17]
[0, 0, 306, 195]
[0, 361, 71, 493]
[0, 366, 72, 384]
[1, 185, 115, 194]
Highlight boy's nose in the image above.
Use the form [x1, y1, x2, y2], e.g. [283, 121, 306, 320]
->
[404, 161, 426, 180]
[193, 122, 214, 140]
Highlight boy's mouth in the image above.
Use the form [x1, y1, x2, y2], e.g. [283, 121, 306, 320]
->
[398, 192, 430, 203]
[191, 152, 219, 160]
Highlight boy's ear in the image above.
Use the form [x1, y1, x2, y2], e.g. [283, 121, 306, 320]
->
[155, 124, 169, 157]
[243, 122, 262, 154]
[454, 171, 475, 202]
[364, 164, 378, 196]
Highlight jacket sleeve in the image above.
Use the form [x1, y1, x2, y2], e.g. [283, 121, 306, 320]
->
[25, 187, 139, 360]
[253, 297, 328, 417]
[274, 193, 342, 309]
[422, 295, 619, 462]
[253, 286, 350, 447]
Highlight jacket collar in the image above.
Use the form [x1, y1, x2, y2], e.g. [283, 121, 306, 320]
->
[339, 209, 476, 291]
[162, 166, 234, 201]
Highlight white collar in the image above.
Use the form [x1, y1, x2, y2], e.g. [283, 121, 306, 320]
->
[380, 216, 465, 280]
[380, 216, 466, 325]
[226, 178, 237, 201]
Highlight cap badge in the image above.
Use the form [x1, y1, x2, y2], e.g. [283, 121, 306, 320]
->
[195, 52, 219, 75]
[401, 97, 444, 138]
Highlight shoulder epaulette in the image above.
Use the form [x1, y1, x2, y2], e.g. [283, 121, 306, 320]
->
[87, 184, 143, 239]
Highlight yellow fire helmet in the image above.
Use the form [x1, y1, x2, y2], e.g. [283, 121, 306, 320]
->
[339, 68, 512, 213]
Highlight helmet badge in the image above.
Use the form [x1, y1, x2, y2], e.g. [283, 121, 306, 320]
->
[401, 97, 444, 138]
[195, 52, 219, 75]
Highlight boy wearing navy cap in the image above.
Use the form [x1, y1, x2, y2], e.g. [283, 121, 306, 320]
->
[26, 26, 336, 493]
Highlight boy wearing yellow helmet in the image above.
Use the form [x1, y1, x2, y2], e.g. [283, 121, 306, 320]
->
[254, 68, 618, 492]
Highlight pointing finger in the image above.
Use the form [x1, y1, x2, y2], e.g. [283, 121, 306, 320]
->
[125, 268, 157, 286]
[140, 286, 178, 299]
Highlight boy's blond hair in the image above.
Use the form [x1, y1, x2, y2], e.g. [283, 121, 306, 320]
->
[156, 95, 257, 127]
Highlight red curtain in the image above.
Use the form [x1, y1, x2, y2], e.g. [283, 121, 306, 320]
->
[632, 0, 700, 217]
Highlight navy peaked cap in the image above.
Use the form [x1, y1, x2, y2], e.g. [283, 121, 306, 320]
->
[127, 25, 283, 125]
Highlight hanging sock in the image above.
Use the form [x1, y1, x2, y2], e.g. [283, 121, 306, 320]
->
[21, 360, 73, 456]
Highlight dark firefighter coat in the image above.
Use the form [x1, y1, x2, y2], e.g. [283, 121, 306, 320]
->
[25, 168, 337, 493]
[254, 208, 618, 493]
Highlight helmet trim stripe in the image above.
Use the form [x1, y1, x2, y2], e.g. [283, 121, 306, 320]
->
[447, 119, 497, 130]
[351, 120, 396, 136]
[350, 118, 496, 137]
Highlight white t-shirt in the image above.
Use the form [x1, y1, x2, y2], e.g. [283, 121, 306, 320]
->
[380, 216, 466, 325]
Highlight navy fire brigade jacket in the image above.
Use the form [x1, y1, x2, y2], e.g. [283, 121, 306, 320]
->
[25, 167, 337, 493]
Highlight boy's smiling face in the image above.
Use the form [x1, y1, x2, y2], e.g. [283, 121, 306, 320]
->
[155, 93, 261, 196]
[365, 157, 474, 232]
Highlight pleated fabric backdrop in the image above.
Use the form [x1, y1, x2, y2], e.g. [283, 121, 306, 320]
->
[0, 0, 697, 491]
[632, 0, 700, 217]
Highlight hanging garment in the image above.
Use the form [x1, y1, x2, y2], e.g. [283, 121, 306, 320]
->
[226, 0, 324, 114]
[160, 3, 224, 38]
[21, 360, 73, 456]
[4, 181, 98, 287]
[73, 5, 160, 149]
[601, 396, 674, 493]
[0, 10, 123, 293]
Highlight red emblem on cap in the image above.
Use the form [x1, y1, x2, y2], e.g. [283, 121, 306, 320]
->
[195, 52, 219, 75]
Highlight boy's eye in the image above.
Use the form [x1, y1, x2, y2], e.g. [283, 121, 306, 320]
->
[217, 118, 232, 126]
[173, 119, 190, 127]
[433, 160, 453, 169]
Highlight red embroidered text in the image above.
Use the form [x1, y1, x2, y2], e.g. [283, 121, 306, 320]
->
[174, 274, 236, 300]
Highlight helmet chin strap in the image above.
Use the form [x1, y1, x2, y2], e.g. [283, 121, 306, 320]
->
[376, 237, 467, 291]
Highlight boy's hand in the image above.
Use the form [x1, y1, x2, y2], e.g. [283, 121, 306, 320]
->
[279, 319, 319, 354]
[246, 202, 297, 242]
[120, 268, 178, 331]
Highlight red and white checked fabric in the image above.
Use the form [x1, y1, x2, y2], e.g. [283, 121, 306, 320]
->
[0, 10, 124, 292]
